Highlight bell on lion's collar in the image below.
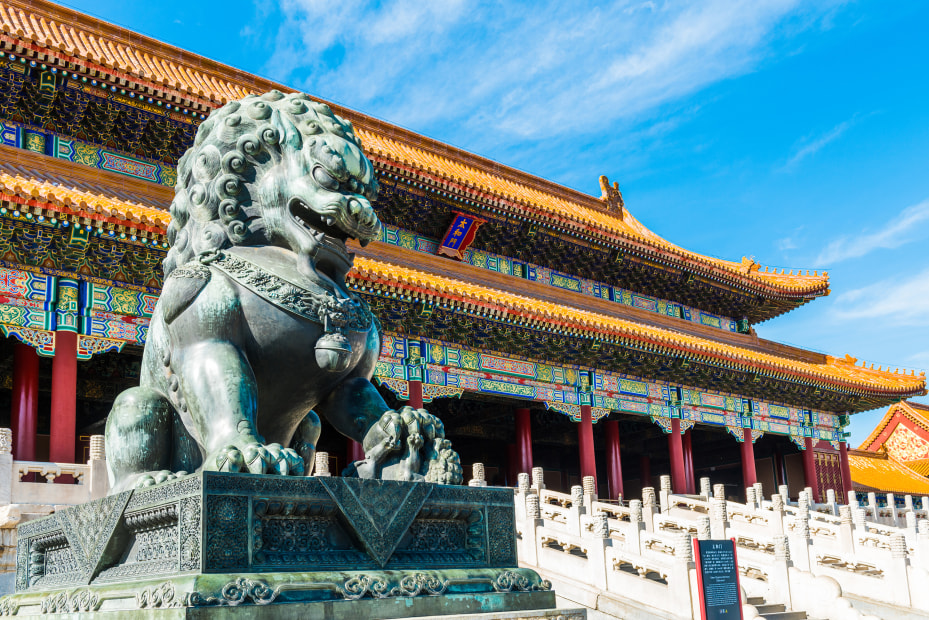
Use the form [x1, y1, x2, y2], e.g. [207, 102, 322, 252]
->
[315, 332, 352, 372]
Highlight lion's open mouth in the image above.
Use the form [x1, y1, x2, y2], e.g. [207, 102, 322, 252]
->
[291, 199, 350, 244]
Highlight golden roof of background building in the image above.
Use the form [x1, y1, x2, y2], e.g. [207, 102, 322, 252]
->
[859, 400, 929, 451]
[849, 449, 929, 495]
[0, 0, 829, 302]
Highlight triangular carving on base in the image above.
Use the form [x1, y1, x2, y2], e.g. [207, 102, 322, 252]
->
[320, 478, 432, 568]
[57, 490, 132, 584]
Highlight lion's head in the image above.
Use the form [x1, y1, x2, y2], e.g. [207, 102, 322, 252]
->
[164, 90, 381, 281]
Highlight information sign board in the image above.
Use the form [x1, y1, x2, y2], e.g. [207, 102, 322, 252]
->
[693, 538, 743, 620]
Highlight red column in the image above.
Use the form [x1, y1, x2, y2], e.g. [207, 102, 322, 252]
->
[802, 437, 819, 502]
[605, 419, 624, 499]
[683, 429, 695, 494]
[839, 441, 853, 499]
[640, 454, 651, 488]
[515, 407, 533, 475]
[346, 437, 365, 464]
[578, 405, 597, 495]
[10, 341, 40, 461]
[408, 380, 423, 409]
[668, 418, 686, 494]
[49, 330, 77, 464]
[741, 427, 757, 489]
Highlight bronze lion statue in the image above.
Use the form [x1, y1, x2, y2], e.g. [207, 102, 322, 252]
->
[104, 90, 462, 492]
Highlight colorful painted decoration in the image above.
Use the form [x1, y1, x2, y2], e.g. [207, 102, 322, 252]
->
[438, 212, 486, 260]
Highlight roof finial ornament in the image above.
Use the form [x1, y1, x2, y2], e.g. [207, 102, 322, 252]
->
[598, 175, 624, 218]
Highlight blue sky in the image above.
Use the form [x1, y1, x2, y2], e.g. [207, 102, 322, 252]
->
[65, 0, 929, 444]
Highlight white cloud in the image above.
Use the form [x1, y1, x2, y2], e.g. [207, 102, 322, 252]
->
[815, 199, 929, 265]
[782, 118, 854, 170]
[832, 268, 929, 325]
[263, 0, 842, 142]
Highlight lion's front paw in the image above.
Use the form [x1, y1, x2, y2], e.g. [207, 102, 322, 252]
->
[210, 442, 305, 475]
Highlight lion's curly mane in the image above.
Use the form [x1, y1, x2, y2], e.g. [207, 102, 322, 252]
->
[164, 90, 367, 276]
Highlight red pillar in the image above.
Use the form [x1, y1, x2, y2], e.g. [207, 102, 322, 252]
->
[741, 427, 757, 489]
[683, 429, 695, 494]
[605, 419, 624, 499]
[578, 405, 597, 494]
[49, 330, 77, 464]
[10, 342, 40, 461]
[640, 454, 652, 488]
[668, 418, 686, 494]
[408, 380, 423, 409]
[802, 437, 819, 502]
[347, 437, 365, 464]
[515, 407, 533, 476]
[839, 441, 853, 499]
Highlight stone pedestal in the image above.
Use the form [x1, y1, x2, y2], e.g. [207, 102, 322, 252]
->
[0, 473, 558, 618]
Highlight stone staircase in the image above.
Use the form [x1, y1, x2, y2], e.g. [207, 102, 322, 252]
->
[747, 596, 819, 620]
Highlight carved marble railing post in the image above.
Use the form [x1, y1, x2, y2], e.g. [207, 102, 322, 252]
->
[825, 489, 838, 515]
[838, 505, 854, 551]
[905, 511, 918, 549]
[713, 483, 726, 502]
[867, 492, 878, 521]
[887, 493, 899, 526]
[905, 495, 915, 513]
[531, 466, 545, 493]
[582, 475, 597, 509]
[568, 485, 585, 535]
[770, 493, 785, 534]
[585, 512, 611, 590]
[768, 534, 792, 609]
[888, 533, 912, 607]
[0, 428, 12, 505]
[628, 499, 645, 553]
[668, 532, 696, 618]
[753, 482, 764, 508]
[778, 484, 789, 505]
[515, 473, 530, 521]
[710, 497, 728, 540]
[847, 490, 859, 508]
[700, 477, 711, 501]
[797, 490, 811, 516]
[314, 452, 331, 477]
[917, 520, 929, 572]
[745, 486, 757, 510]
[697, 515, 711, 540]
[468, 462, 487, 487]
[642, 487, 657, 532]
[787, 514, 811, 571]
[522, 493, 542, 566]
[852, 507, 867, 534]
[659, 475, 671, 513]
[922, 497, 929, 513]
[87, 434, 109, 500]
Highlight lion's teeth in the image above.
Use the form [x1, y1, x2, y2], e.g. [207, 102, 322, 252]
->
[324, 217, 335, 227]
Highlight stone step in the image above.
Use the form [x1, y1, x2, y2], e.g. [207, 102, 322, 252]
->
[756, 603, 786, 613]
[747, 596, 767, 606]
[761, 611, 809, 620]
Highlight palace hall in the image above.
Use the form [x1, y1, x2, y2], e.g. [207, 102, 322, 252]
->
[0, 0, 925, 503]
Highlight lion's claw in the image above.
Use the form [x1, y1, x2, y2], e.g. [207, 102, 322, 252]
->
[211, 442, 304, 475]
[134, 470, 188, 488]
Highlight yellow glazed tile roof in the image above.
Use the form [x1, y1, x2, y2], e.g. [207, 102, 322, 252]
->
[905, 458, 929, 478]
[359, 128, 829, 297]
[349, 255, 924, 396]
[0, 163, 168, 229]
[849, 451, 929, 495]
[0, 0, 829, 300]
